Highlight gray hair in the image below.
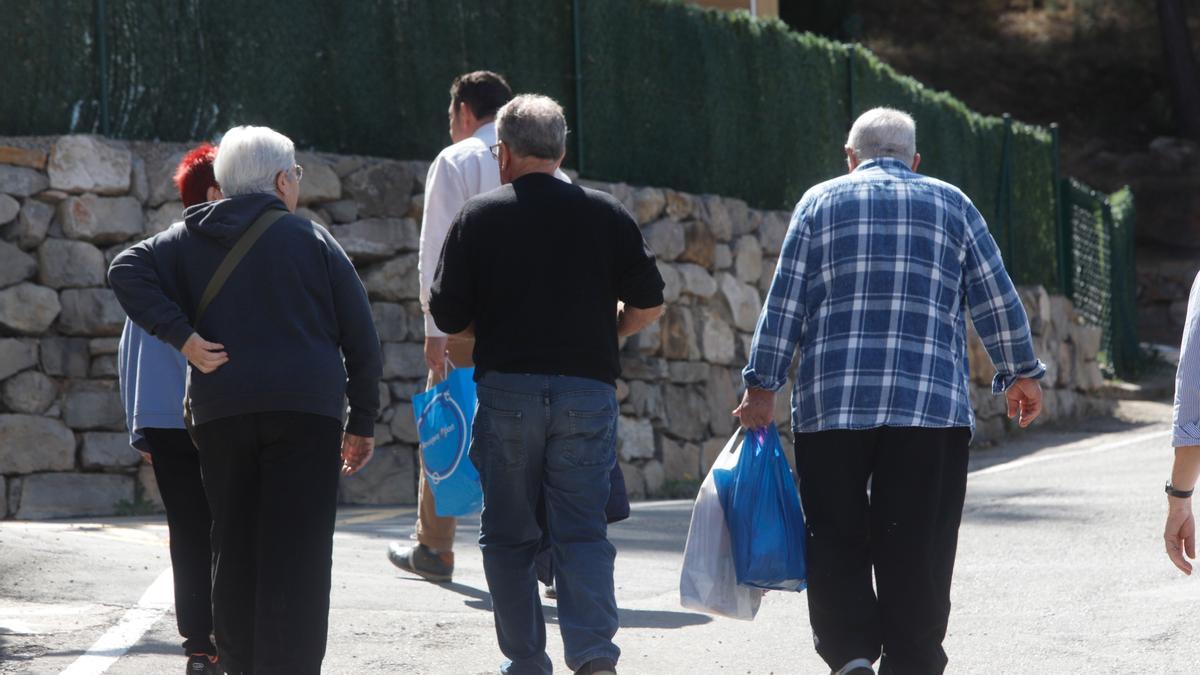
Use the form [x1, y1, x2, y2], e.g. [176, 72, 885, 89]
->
[213, 125, 295, 197]
[846, 108, 917, 162]
[496, 94, 567, 161]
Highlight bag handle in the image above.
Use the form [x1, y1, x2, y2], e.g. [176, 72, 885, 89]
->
[194, 208, 287, 325]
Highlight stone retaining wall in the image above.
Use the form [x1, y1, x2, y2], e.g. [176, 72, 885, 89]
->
[0, 135, 1112, 518]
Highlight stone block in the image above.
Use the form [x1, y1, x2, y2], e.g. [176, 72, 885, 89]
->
[89, 338, 119, 356]
[371, 302, 409, 342]
[145, 201, 183, 237]
[664, 190, 693, 221]
[137, 463, 163, 511]
[90, 354, 117, 378]
[660, 305, 698, 361]
[0, 194, 18, 225]
[626, 317, 662, 355]
[63, 380, 125, 430]
[662, 437, 701, 482]
[389, 405, 419, 444]
[966, 320, 997, 388]
[713, 243, 732, 270]
[619, 462, 646, 500]
[331, 218, 419, 262]
[700, 435, 729, 475]
[1017, 286, 1052, 336]
[619, 354, 668, 380]
[295, 152, 342, 205]
[759, 256, 776, 293]
[734, 235, 763, 284]
[8, 199, 54, 250]
[677, 263, 717, 298]
[343, 161, 414, 218]
[58, 194, 143, 244]
[141, 147, 188, 207]
[339, 445, 417, 505]
[615, 379, 629, 403]
[47, 136, 132, 195]
[0, 145, 48, 170]
[80, 432, 140, 469]
[643, 459, 666, 497]
[57, 288, 126, 336]
[1069, 323, 1103, 361]
[0, 241, 35, 289]
[631, 187, 666, 225]
[1075, 359, 1105, 392]
[705, 365, 739, 437]
[668, 361, 709, 383]
[130, 155, 149, 203]
[0, 283, 61, 334]
[617, 416, 655, 460]
[642, 219, 685, 261]
[389, 379, 426, 403]
[664, 384, 709, 441]
[718, 273, 761, 332]
[678, 221, 716, 268]
[625, 381, 665, 421]
[0, 338, 38, 380]
[14, 472, 135, 519]
[699, 195, 733, 242]
[656, 261, 682, 304]
[406, 194, 424, 222]
[36, 239, 106, 288]
[383, 342, 427, 380]
[325, 199, 359, 224]
[2, 370, 57, 414]
[759, 211, 790, 254]
[363, 254, 419, 302]
[0, 414, 76, 473]
[41, 336, 90, 377]
[0, 165, 49, 197]
[699, 310, 736, 365]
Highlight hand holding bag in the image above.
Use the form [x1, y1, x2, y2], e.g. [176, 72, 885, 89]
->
[411, 365, 483, 517]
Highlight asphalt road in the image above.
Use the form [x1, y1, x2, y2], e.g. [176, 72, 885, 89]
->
[1, 401, 1195, 674]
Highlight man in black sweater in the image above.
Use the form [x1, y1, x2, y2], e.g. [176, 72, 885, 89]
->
[431, 95, 665, 675]
[108, 125, 382, 675]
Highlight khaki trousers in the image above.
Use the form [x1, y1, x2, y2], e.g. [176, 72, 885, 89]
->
[415, 337, 475, 552]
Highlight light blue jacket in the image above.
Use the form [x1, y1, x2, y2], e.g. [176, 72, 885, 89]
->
[117, 317, 187, 451]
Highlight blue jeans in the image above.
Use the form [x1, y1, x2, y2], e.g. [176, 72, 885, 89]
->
[471, 372, 621, 674]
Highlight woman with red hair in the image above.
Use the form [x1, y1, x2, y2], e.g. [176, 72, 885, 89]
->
[117, 143, 222, 675]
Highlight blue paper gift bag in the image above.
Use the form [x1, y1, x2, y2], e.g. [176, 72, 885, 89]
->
[411, 367, 483, 517]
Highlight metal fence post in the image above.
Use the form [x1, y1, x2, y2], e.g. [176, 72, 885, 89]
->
[95, 0, 110, 136]
[572, 0, 585, 175]
[1051, 123, 1068, 296]
[997, 113, 1014, 280]
[845, 45, 856, 128]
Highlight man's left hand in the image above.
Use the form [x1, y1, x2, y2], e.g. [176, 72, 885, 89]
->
[1005, 377, 1043, 428]
[341, 433, 375, 476]
[732, 387, 776, 429]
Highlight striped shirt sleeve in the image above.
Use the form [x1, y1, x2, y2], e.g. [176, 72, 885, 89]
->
[959, 196, 1046, 393]
[1173, 271, 1200, 447]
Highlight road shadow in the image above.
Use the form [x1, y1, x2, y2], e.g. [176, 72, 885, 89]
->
[965, 413, 1165, 475]
[962, 486, 1091, 525]
[440, 581, 711, 629]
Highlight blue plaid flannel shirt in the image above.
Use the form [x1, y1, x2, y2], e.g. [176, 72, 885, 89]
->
[743, 158, 1046, 434]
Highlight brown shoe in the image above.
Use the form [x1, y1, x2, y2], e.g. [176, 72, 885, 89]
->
[387, 542, 454, 582]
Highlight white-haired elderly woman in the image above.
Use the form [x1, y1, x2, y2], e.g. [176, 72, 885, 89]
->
[109, 125, 382, 675]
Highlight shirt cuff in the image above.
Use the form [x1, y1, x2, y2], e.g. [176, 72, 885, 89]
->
[345, 412, 376, 438]
[742, 364, 786, 393]
[1174, 421, 1200, 447]
[161, 321, 195, 352]
[991, 359, 1048, 394]
[424, 313, 446, 339]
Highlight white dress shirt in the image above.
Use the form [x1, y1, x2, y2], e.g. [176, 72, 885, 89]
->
[417, 121, 569, 338]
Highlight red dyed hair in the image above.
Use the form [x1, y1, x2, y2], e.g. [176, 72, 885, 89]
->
[173, 143, 219, 208]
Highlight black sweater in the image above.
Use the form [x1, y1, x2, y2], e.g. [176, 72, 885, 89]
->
[108, 193, 382, 436]
[430, 173, 665, 385]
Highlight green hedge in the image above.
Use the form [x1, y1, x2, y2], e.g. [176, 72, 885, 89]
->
[3, 0, 1060, 287]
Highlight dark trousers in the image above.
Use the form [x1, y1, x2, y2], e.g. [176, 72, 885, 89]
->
[793, 426, 971, 675]
[193, 412, 343, 675]
[142, 428, 215, 656]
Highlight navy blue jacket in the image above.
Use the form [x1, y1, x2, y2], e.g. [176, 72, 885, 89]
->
[108, 193, 382, 436]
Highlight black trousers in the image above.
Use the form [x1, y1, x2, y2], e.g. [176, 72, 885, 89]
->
[193, 412, 343, 675]
[793, 426, 971, 675]
[142, 428, 215, 656]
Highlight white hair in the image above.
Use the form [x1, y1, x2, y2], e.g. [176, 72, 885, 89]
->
[496, 94, 567, 160]
[213, 125, 295, 197]
[846, 108, 917, 162]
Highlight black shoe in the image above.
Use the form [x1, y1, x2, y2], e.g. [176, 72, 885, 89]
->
[186, 654, 219, 674]
[575, 658, 617, 675]
[387, 542, 454, 582]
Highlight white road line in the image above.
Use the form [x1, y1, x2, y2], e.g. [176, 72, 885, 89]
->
[969, 429, 1172, 478]
[60, 567, 174, 675]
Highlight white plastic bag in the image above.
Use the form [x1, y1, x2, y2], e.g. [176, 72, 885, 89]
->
[679, 431, 764, 620]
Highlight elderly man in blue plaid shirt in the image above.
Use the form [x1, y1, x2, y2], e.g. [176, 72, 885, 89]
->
[734, 108, 1046, 675]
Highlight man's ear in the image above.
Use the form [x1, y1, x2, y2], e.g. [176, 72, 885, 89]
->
[911, 152, 922, 172]
[845, 146, 859, 172]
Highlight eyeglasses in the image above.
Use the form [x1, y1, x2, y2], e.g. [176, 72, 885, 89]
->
[293, 164, 304, 182]
[489, 142, 502, 161]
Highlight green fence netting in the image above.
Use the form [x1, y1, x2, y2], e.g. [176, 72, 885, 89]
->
[1062, 180, 1141, 379]
[4, 0, 1137, 365]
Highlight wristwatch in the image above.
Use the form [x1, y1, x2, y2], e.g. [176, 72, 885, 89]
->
[1165, 482, 1195, 498]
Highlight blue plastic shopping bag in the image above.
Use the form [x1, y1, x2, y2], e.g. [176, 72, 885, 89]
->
[725, 424, 807, 592]
[411, 367, 482, 517]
